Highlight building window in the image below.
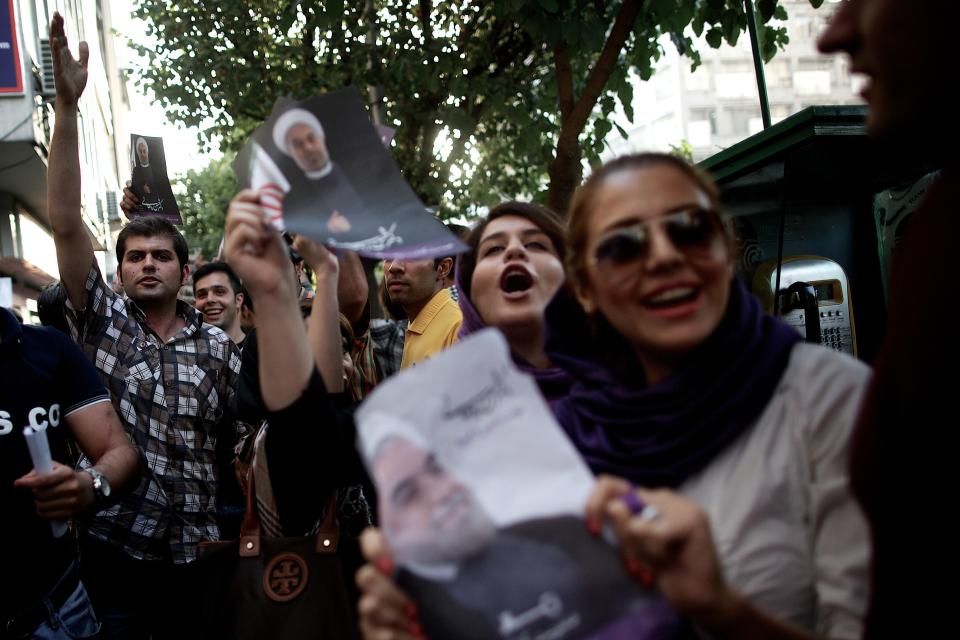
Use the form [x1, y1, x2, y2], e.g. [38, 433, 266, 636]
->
[727, 106, 760, 136]
[689, 108, 718, 134]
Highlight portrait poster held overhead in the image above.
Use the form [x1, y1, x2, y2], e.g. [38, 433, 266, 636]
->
[128, 134, 181, 224]
[356, 330, 689, 640]
[235, 88, 466, 260]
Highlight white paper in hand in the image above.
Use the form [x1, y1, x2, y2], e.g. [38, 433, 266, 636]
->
[23, 426, 69, 538]
[357, 329, 593, 527]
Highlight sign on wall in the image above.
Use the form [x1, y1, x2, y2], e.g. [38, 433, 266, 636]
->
[1, 0, 24, 96]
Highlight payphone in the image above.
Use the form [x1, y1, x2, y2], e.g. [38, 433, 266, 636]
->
[753, 257, 857, 356]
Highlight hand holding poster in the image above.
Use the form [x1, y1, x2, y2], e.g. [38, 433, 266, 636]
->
[128, 134, 181, 224]
[356, 330, 687, 640]
[236, 89, 466, 260]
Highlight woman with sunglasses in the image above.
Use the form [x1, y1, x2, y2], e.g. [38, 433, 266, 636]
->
[545, 153, 870, 639]
[356, 154, 869, 639]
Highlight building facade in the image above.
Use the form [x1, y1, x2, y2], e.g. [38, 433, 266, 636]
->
[605, 0, 864, 163]
[0, 0, 128, 320]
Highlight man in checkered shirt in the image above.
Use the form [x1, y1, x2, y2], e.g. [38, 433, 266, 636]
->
[45, 15, 241, 638]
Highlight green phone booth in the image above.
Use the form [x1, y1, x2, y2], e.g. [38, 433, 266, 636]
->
[699, 105, 936, 363]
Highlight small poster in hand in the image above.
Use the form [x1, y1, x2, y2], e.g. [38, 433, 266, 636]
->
[128, 134, 181, 224]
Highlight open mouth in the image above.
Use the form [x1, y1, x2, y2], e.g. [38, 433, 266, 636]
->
[642, 286, 701, 309]
[499, 266, 534, 295]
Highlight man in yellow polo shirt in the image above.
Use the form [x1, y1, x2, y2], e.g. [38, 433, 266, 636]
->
[384, 256, 462, 368]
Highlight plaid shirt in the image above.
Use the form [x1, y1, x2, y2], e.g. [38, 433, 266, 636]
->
[65, 263, 241, 563]
[366, 318, 405, 380]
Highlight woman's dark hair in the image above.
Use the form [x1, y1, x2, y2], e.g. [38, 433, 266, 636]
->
[458, 201, 567, 301]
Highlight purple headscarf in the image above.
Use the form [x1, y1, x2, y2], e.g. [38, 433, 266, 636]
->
[545, 278, 801, 488]
[455, 258, 573, 402]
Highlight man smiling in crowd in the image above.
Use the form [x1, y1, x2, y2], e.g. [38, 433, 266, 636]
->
[193, 262, 246, 345]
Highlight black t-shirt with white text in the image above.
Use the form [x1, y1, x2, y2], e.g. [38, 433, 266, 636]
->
[0, 307, 110, 619]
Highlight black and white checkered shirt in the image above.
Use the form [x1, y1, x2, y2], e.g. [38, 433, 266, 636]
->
[65, 264, 241, 563]
[368, 318, 406, 379]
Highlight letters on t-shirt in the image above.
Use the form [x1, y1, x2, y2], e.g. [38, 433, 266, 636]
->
[0, 404, 61, 436]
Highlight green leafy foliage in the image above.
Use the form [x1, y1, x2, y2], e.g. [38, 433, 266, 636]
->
[131, 0, 813, 216]
[175, 155, 238, 258]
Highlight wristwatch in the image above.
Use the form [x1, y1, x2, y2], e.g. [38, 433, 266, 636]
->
[86, 468, 112, 502]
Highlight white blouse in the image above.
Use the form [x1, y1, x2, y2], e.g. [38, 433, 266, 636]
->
[681, 343, 871, 640]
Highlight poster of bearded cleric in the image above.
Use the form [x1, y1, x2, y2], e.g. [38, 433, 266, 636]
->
[356, 330, 688, 640]
[236, 88, 465, 260]
[128, 134, 181, 224]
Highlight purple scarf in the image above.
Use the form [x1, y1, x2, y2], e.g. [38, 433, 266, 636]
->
[545, 278, 801, 488]
[455, 262, 573, 402]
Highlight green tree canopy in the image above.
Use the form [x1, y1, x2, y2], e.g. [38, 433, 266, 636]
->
[132, 0, 823, 216]
[176, 154, 237, 259]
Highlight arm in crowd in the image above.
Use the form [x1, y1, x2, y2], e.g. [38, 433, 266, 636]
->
[46, 13, 94, 311]
[225, 191, 365, 533]
[336, 249, 369, 329]
[224, 190, 310, 410]
[15, 328, 138, 519]
[292, 236, 345, 393]
[15, 402, 138, 519]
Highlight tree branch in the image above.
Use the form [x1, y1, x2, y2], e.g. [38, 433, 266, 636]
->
[419, 0, 433, 49]
[554, 41, 575, 123]
[565, 0, 641, 137]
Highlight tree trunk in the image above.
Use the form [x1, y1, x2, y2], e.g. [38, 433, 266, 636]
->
[545, 0, 643, 216]
[547, 136, 583, 215]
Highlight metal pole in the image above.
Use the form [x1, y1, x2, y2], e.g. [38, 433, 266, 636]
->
[744, 0, 772, 129]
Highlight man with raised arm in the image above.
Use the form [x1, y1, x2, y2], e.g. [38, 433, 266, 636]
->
[45, 13, 241, 638]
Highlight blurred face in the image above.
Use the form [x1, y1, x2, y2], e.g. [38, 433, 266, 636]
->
[285, 123, 330, 173]
[194, 272, 241, 331]
[818, 0, 951, 144]
[575, 165, 733, 362]
[471, 215, 564, 336]
[375, 439, 495, 566]
[119, 235, 187, 307]
[137, 141, 148, 164]
[383, 259, 443, 312]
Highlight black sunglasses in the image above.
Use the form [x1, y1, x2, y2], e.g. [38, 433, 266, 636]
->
[591, 208, 720, 268]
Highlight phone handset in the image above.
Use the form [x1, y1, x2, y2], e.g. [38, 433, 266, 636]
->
[778, 281, 821, 344]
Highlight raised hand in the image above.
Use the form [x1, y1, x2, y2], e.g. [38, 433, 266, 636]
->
[49, 12, 89, 105]
[223, 189, 298, 300]
[292, 234, 339, 280]
[121, 181, 142, 216]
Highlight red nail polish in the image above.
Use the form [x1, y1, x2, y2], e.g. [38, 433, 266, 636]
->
[638, 566, 655, 587]
[586, 518, 601, 536]
[624, 557, 641, 575]
[408, 622, 424, 637]
[375, 556, 393, 575]
[404, 602, 419, 619]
